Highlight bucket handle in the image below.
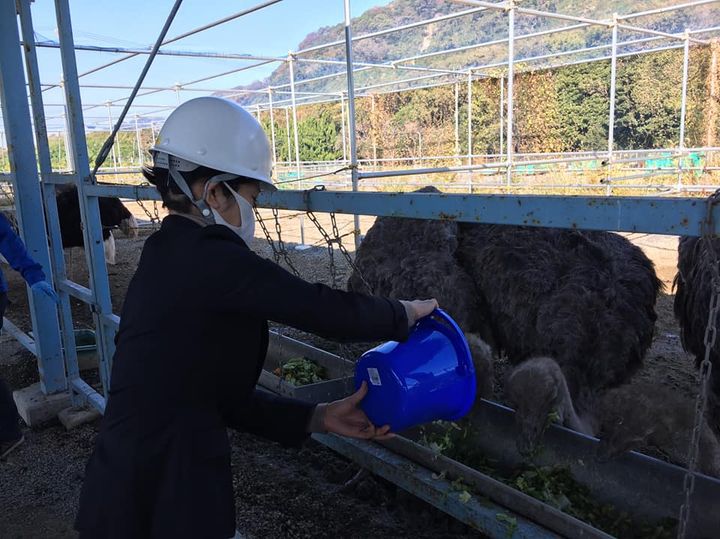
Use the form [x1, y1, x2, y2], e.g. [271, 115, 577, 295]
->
[422, 309, 474, 377]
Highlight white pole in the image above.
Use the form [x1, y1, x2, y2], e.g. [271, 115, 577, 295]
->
[607, 13, 619, 193]
[499, 76, 504, 155]
[677, 31, 690, 189]
[467, 69, 473, 167]
[268, 88, 277, 166]
[63, 108, 73, 171]
[134, 115, 143, 166]
[506, 4, 515, 187]
[106, 103, 118, 171]
[454, 82, 460, 164]
[371, 94, 378, 167]
[344, 0, 361, 249]
[285, 107, 292, 165]
[288, 55, 302, 184]
[340, 93, 348, 162]
[0, 130, 6, 171]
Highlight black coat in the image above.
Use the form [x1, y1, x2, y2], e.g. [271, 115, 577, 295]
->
[75, 215, 408, 539]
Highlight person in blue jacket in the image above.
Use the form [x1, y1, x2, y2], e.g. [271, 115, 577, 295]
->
[0, 212, 59, 459]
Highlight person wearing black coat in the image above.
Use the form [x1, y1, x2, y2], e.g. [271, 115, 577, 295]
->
[75, 97, 437, 538]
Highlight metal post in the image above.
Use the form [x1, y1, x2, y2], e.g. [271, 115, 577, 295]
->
[0, 0, 65, 395]
[454, 82, 460, 164]
[607, 13, 619, 192]
[106, 103, 118, 171]
[267, 88, 277, 166]
[344, 0, 361, 248]
[134, 115, 143, 166]
[0, 129, 6, 171]
[677, 31, 690, 189]
[506, 3, 516, 187]
[371, 93, 378, 167]
[284, 106, 291, 164]
[467, 69, 473, 167]
[340, 93, 348, 162]
[288, 57, 302, 178]
[499, 76, 504, 155]
[62, 104, 71, 170]
[17, 0, 82, 402]
[55, 0, 116, 400]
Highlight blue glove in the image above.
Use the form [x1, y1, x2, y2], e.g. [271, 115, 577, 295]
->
[31, 281, 60, 305]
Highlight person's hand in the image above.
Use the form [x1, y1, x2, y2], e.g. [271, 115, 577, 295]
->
[321, 382, 394, 440]
[31, 281, 60, 304]
[400, 298, 438, 328]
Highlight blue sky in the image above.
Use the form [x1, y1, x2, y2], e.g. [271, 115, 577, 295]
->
[28, 0, 392, 130]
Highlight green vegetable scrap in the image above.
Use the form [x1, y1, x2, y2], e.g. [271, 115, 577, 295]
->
[274, 357, 327, 386]
[418, 420, 677, 539]
[495, 513, 518, 538]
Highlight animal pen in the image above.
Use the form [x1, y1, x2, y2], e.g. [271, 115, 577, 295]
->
[1, 0, 720, 537]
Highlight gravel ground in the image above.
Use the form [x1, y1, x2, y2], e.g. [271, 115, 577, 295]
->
[0, 215, 703, 538]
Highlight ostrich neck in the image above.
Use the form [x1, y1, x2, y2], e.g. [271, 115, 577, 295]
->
[556, 371, 595, 436]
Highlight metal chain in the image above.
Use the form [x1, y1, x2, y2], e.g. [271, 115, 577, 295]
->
[133, 183, 161, 229]
[272, 207, 300, 277]
[305, 208, 379, 380]
[677, 189, 720, 539]
[307, 210, 338, 287]
[254, 207, 300, 276]
[136, 198, 161, 228]
[306, 210, 374, 295]
[254, 207, 283, 265]
[254, 206, 301, 383]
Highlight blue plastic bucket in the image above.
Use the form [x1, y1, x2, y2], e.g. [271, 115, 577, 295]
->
[355, 309, 476, 432]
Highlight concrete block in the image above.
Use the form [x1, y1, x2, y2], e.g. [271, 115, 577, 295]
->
[58, 405, 101, 430]
[13, 383, 71, 427]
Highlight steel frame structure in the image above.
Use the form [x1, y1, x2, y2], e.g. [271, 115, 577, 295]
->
[0, 0, 717, 404]
[1, 1, 719, 535]
[0, 0, 717, 407]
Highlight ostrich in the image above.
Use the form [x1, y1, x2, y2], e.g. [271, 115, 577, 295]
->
[674, 234, 720, 435]
[55, 185, 138, 265]
[506, 356, 594, 455]
[348, 187, 495, 397]
[458, 222, 662, 454]
[597, 380, 720, 478]
[349, 186, 662, 454]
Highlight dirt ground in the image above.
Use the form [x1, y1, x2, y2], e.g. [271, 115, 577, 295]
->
[0, 209, 702, 538]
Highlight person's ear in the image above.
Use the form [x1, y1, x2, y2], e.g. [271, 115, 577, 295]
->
[204, 182, 225, 210]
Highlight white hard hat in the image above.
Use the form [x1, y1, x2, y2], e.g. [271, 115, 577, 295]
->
[150, 96, 275, 191]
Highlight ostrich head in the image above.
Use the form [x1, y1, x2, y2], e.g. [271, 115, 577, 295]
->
[119, 213, 139, 238]
[506, 356, 574, 456]
[597, 383, 675, 461]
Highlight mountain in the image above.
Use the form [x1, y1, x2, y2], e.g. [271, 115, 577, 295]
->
[233, 0, 717, 105]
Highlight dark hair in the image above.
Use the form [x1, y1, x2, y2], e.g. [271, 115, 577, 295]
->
[143, 165, 247, 213]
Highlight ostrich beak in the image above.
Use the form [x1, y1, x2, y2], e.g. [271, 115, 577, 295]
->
[516, 417, 543, 457]
[120, 214, 139, 238]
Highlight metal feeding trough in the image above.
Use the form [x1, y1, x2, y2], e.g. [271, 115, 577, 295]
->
[260, 331, 355, 403]
[462, 400, 720, 538]
[261, 333, 720, 538]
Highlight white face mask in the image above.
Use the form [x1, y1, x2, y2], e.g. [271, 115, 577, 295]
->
[210, 184, 256, 244]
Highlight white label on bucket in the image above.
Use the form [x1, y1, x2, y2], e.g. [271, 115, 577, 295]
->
[367, 368, 382, 386]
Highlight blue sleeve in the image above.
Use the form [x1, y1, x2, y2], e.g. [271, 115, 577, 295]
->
[0, 214, 46, 286]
